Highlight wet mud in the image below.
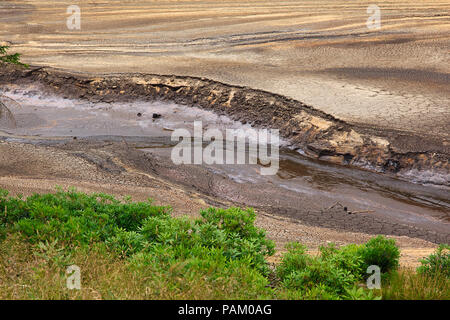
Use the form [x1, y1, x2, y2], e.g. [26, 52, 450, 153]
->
[1, 65, 448, 185]
[0, 81, 448, 244]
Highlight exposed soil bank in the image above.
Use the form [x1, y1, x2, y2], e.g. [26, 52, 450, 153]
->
[3, 0, 449, 138]
[1, 65, 448, 183]
[0, 137, 447, 246]
[0, 85, 448, 250]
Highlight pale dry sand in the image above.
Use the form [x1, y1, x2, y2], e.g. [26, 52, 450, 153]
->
[1, 0, 449, 138]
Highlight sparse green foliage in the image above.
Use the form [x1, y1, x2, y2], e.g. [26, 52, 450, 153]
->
[0, 45, 28, 68]
[276, 242, 366, 299]
[359, 235, 400, 274]
[275, 237, 400, 299]
[343, 286, 381, 300]
[0, 188, 446, 300]
[417, 244, 449, 278]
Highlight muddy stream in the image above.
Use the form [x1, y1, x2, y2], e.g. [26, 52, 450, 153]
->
[0, 86, 449, 241]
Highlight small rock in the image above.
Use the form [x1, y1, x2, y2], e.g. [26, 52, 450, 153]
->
[152, 113, 161, 119]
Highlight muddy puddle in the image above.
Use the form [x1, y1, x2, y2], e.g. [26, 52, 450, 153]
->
[0, 87, 449, 235]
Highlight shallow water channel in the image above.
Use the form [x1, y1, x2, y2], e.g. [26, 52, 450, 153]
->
[0, 86, 449, 236]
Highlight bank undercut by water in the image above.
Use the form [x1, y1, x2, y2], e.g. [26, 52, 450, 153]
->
[0, 65, 448, 185]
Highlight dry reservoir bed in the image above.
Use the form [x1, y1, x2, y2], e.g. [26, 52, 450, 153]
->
[1, 0, 449, 136]
[0, 0, 449, 265]
[0, 78, 449, 248]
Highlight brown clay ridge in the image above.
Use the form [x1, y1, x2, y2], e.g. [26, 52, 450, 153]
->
[1, 65, 448, 180]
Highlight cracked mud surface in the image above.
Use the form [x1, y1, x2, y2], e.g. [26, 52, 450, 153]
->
[0, 139, 442, 267]
[0, 137, 448, 245]
[1, 66, 448, 182]
[0, 68, 448, 248]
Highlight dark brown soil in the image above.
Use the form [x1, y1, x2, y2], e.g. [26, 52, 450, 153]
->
[1, 65, 448, 177]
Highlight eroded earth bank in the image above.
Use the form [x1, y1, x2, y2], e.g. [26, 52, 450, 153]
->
[0, 66, 449, 267]
[2, 66, 449, 179]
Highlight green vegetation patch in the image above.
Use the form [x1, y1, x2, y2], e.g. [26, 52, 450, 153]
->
[0, 45, 28, 68]
[0, 188, 447, 300]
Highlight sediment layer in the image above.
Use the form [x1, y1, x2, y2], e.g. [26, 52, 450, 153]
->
[1, 65, 448, 180]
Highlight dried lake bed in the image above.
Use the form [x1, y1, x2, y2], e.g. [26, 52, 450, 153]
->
[0, 0, 449, 263]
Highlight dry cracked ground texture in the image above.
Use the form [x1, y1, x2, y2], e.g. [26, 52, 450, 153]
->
[0, 141, 439, 268]
[0, 0, 449, 138]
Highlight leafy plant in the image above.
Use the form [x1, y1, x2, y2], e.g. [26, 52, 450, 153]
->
[34, 239, 73, 268]
[0, 188, 444, 300]
[417, 244, 449, 278]
[0, 45, 28, 68]
[0, 188, 170, 247]
[276, 242, 309, 280]
[276, 237, 399, 299]
[138, 207, 275, 274]
[344, 286, 381, 300]
[105, 229, 147, 257]
[276, 242, 359, 298]
[0, 188, 276, 298]
[320, 243, 365, 280]
[359, 235, 400, 274]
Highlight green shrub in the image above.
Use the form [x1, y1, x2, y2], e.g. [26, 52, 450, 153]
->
[281, 258, 357, 295]
[1, 188, 442, 300]
[0, 188, 170, 247]
[140, 215, 193, 246]
[105, 229, 147, 257]
[320, 243, 365, 280]
[343, 286, 381, 300]
[358, 235, 400, 274]
[276, 242, 309, 280]
[200, 207, 259, 237]
[199, 207, 276, 264]
[276, 238, 397, 299]
[319, 236, 399, 279]
[417, 244, 449, 278]
[128, 244, 272, 299]
[0, 45, 28, 67]
[0, 188, 275, 283]
[276, 242, 358, 297]
[138, 207, 275, 274]
[199, 207, 275, 273]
